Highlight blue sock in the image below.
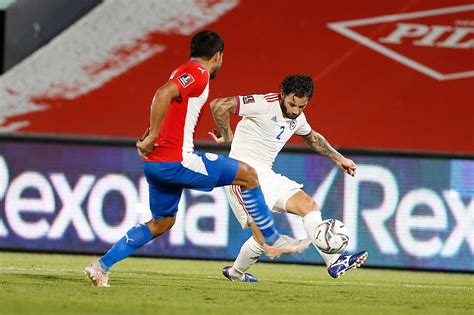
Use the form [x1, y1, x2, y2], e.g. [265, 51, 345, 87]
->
[99, 224, 153, 271]
[241, 186, 281, 245]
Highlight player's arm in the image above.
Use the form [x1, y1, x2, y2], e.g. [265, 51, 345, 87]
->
[209, 96, 238, 144]
[301, 130, 357, 176]
[136, 81, 180, 158]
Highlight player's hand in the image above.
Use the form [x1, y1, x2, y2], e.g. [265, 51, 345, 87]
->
[136, 135, 158, 159]
[208, 128, 229, 144]
[336, 157, 357, 177]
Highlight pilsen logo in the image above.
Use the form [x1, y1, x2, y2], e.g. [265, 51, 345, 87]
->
[328, 4, 474, 81]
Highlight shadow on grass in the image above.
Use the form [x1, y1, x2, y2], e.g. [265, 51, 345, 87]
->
[5, 273, 80, 285]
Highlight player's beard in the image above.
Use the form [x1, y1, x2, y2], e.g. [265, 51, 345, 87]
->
[280, 100, 298, 119]
[279, 100, 286, 116]
[210, 68, 219, 80]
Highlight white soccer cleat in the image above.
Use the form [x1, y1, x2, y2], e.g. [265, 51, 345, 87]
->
[263, 235, 312, 259]
[84, 260, 110, 287]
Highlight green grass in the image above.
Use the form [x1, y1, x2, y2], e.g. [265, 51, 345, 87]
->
[0, 252, 472, 315]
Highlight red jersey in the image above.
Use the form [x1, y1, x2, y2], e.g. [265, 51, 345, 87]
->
[146, 60, 210, 162]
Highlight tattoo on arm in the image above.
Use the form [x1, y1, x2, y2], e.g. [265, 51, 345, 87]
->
[302, 130, 343, 160]
[210, 97, 237, 142]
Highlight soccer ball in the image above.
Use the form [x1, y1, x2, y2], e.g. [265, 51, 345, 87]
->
[314, 219, 349, 254]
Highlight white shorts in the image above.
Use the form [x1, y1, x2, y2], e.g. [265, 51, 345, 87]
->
[224, 169, 303, 228]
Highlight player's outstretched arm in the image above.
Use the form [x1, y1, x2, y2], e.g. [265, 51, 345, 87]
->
[209, 96, 238, 144]
[301, 130, 357, 176]
[136, 81, 180, 158]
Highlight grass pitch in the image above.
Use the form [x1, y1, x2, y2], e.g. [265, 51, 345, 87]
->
[0, 252, 472, 315]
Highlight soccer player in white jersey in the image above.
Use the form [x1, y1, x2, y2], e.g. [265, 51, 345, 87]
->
[209, 75, 368, 282]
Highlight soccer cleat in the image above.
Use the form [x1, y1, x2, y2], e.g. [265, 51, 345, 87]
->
[263, 235, 312, 259]
[222, 266, 258, 282]
[327, 250, 368, 279]
[84, 260, 111, 287]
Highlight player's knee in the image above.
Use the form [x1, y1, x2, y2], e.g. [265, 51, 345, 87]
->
[240, 163, 259, 188]
[299, 195, 319, 216]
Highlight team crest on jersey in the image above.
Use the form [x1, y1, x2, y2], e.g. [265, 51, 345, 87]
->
[289, 119, 297, 130]
[177, 73, 195, 87]
[242, 95, 255, 104]
[205, 153, 218, 161]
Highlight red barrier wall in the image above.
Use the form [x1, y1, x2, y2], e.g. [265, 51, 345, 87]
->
[4, 0, 474, 153]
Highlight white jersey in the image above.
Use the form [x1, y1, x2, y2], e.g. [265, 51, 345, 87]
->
[229, 93, 312, 171]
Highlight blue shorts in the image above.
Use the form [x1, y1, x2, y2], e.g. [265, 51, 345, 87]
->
[144, 152, 239, 219]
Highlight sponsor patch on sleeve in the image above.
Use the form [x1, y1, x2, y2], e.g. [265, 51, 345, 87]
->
[242, 95, 255, 104]
[177, 73, 195, 87]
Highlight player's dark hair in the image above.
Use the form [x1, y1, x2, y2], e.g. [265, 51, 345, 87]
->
[190, 30, 224, 60]
[281, 75, 314, 99]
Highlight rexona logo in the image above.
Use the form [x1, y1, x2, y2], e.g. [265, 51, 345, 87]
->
[0, 155, 229, 247]
[328, 4, 474, 80]
[343, 165, 473, 259]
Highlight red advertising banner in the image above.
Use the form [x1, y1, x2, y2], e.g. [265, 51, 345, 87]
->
[0, 0, 472, 153]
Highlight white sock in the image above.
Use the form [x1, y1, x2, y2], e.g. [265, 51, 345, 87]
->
[303, 211, 340, 266]
[231, 236, 264, 279]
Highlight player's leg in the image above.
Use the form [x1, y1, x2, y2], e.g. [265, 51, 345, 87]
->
[222, 185, 264, 281]
[85, 165, 182, 287]
[226, 161, 311, 258]
[98, 183, 180, 268]
[285, 191, 368, 278]
[228, 161, 282, 245]
[213, 155, 305, 255]
[85, 217, 173, 287]
[225, 211, 311, 281]
[223, 223, 262, 282]
[284, 191, 340, 266]
[222, 175, 310, 281]
[225, 196, 313, 281]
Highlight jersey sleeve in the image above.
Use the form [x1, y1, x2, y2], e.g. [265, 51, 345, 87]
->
[236, 94, 269, 117]
[170, 64, 208, 98]
[294, 113, 313, 136]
